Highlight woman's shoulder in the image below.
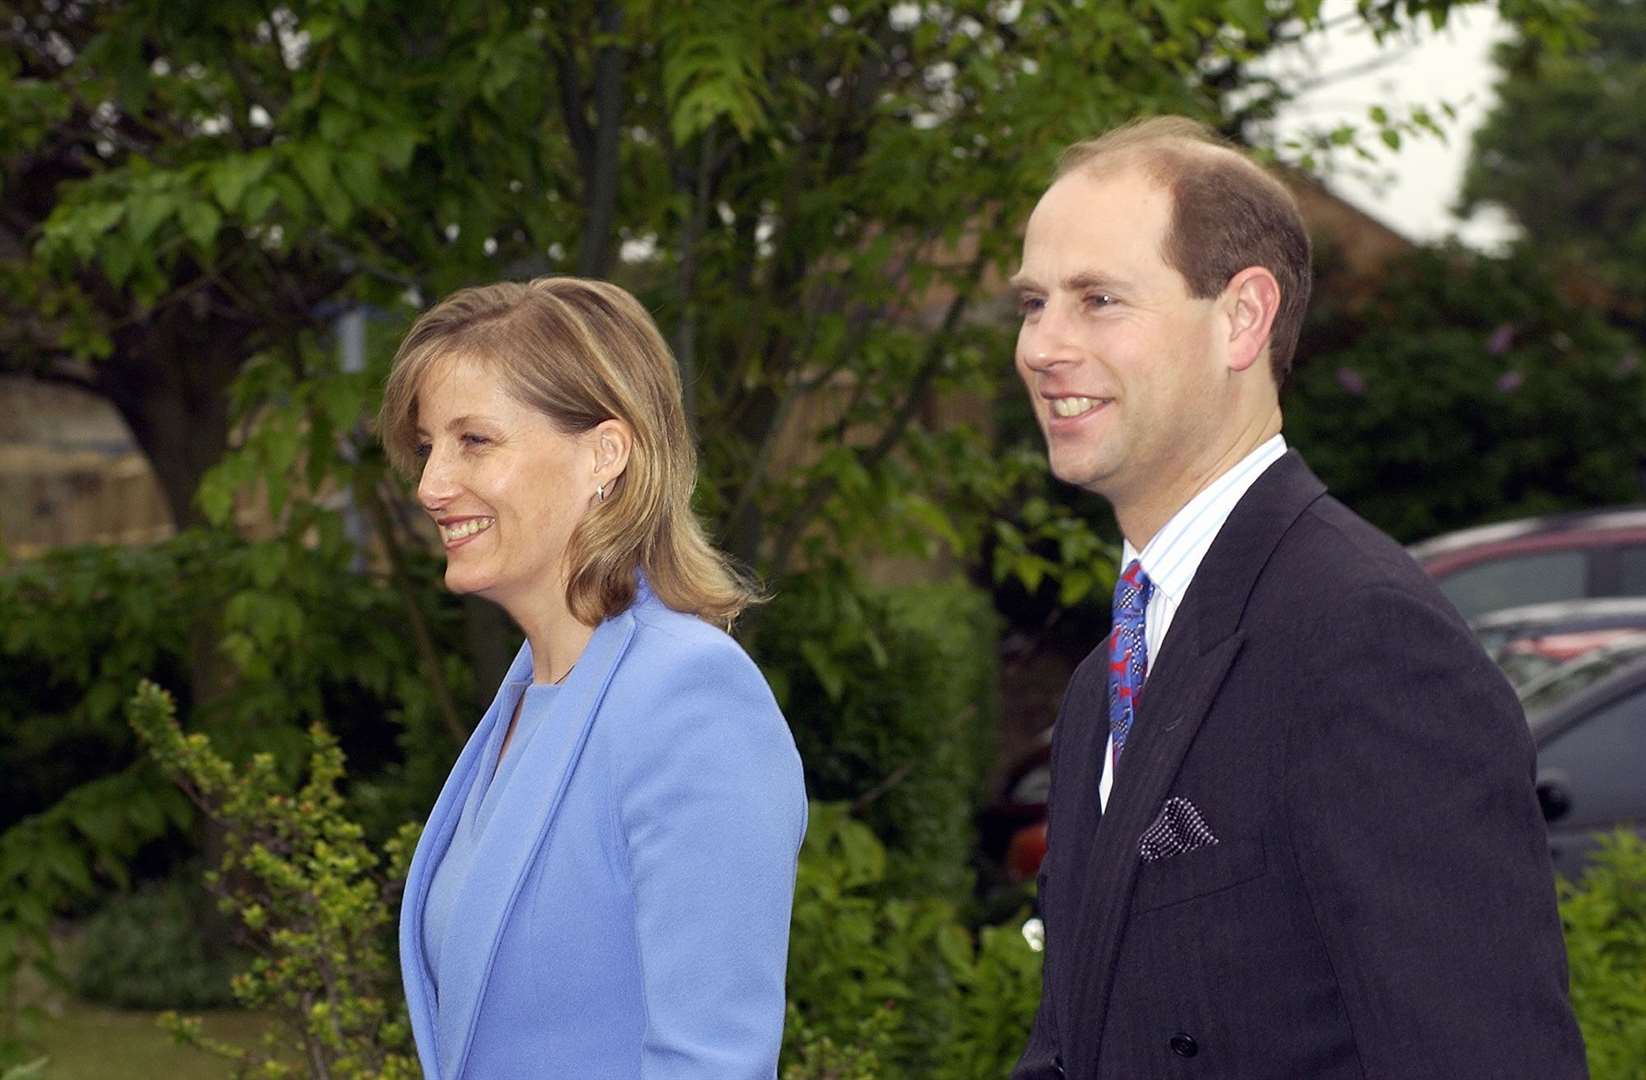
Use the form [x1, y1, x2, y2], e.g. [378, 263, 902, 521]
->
[623, 594, 759, 674]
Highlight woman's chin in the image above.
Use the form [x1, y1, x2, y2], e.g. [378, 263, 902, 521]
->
[442, 567, 491, 596]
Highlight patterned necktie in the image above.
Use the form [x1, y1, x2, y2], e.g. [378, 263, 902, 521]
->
[1108, 559, 1155, 769]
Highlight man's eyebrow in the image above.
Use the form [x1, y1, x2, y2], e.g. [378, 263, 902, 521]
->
[1064, 271, 1126, 293]
[1007, 271, 1129, 294]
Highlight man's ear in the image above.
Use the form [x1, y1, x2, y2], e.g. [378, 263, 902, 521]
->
[1223, 266, 1281, 375]
[591, 418, 633, 484]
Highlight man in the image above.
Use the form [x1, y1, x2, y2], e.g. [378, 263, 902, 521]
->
[1009, 117, 1585, 1079]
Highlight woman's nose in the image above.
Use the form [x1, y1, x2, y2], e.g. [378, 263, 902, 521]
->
[417, 446, 456, 511]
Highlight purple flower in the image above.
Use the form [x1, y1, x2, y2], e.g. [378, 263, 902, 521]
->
[1336, 367, 1366, 396]
[1496, 370, 1524, 393]
[1486, 323, 1516, 356]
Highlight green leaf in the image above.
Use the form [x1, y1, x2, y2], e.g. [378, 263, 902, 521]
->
[292, 144, 353, 228]
[210, 154, 272, 213]
[125, 187, 175, 247]
[179, 201, 222, 250]
[365, 126, 421, 171]
[799, 639, 846, 702]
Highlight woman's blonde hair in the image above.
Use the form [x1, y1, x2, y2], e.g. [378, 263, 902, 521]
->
[378, 276, 758, 626]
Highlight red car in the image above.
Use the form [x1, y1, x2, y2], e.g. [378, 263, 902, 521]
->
[1409, 506, 1646, 620]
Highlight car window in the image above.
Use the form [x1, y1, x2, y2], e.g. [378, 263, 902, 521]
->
[1521, 647, 1646, 713]
[1538, 690, 1646, 829]
[1615, 546, 1646, 596]
[1439, 551, 1587, 620]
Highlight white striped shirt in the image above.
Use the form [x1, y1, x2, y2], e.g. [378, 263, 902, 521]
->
[1098, 434, 1288, 810]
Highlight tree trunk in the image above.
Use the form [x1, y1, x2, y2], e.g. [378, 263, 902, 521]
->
[95, 302, 246, 531]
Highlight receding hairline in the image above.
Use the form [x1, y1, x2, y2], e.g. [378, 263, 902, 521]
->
[1055, 129, 1275, 203]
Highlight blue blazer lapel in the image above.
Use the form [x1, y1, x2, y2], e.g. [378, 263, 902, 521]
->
[434, 605, 639, 1080]
[400, 642, 534, 1079]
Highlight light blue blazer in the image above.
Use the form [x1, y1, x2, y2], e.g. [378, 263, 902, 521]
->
[399, 583, 807, 1079]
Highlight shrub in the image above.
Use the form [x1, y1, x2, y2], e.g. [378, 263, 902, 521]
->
[1560, 831, 1646, 1078]
[783, 803, 1041, 1079]
[1290, 245, 1646, 544]
[128, 680, 420, 1080]
[757, 576, 1001, 903]
[71, 871, 241, 1010]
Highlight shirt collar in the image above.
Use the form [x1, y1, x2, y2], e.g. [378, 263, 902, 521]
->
[1121, 434, 1288, 605]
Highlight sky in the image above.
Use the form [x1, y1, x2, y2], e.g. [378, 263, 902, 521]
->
[1265, 2, 1520, 251]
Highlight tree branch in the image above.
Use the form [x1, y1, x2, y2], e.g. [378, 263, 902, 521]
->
[768, 242, 992, 576]
[359, 479, 469, 750]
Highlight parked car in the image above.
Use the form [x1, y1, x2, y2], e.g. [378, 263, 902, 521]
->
[1469, 598, 1646, 685]
[1497, 631, 1646, 689]
[1410, 506, 1646, 620]
[978, 729, 1050, 883]
[1518, 635, 1646, 714]
[1528, 653, 1646, 878]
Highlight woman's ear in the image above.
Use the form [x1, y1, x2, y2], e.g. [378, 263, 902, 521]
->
[591, 418, 633, 485]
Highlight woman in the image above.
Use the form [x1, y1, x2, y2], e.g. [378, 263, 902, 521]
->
[379, 277, 807, 1079]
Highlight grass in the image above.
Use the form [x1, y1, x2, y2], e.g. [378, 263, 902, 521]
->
[31, 997, 277, 1080]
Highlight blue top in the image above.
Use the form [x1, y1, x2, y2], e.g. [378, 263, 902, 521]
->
[422, 680, 558, 984]
[399, 582, 807, 1080]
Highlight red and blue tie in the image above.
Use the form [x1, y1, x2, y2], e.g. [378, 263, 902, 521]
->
[1108, 559, 1154, 769]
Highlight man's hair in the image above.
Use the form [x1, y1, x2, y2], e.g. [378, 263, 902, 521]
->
[1056, 116, 1312, 384]
[379, 276, 758, 627]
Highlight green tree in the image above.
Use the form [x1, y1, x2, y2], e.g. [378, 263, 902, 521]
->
[1460, 0, 1646, 314]
[2, 0, 1569, 574]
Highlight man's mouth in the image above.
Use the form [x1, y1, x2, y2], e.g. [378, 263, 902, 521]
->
[1050, 396, 1109, 418]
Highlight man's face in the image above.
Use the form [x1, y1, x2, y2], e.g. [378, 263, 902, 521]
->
[1013, 165, 1228, 516]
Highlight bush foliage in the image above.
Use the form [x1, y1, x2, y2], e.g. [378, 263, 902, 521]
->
[758, 577, 1001, 904]
[1560, 832, 1646, 1078]
[1291, 246, 1646, 543]
[71, 871, 240, 1010]
[128, 680, 421, 1080]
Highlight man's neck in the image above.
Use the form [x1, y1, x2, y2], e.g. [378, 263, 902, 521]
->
[1116, 411, 1283, 550]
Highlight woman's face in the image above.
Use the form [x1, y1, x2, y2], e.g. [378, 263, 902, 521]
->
[413, 354, 596, 616]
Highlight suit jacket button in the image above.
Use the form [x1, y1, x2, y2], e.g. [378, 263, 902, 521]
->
[1169, 1033, 1199, 1058]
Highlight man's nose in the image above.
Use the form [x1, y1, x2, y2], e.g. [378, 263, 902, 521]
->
[1019, 303, 1079, 372]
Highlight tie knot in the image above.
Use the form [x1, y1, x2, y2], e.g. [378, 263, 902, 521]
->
[1113, 559, 1154, 619]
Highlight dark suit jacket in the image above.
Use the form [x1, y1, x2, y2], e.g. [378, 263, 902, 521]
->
[1014, 452, 1586, 1080]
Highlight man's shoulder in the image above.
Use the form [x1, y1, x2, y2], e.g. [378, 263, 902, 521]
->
[1260, 491, 1466, 631]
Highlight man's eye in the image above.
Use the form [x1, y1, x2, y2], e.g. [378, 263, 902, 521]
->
[1017, 295, 1045, 316]
[1085, 293, 1115, 308]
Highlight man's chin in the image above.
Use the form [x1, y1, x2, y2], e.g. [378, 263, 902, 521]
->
[1048, 455, 1114, 494]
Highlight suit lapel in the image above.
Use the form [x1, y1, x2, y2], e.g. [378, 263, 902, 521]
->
[1060, 452, 1326, 1077]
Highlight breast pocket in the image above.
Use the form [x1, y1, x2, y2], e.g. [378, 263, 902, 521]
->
[1131, 835, 1266, 914]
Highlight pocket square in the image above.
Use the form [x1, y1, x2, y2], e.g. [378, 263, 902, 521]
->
[1139, 796, 1219, 862]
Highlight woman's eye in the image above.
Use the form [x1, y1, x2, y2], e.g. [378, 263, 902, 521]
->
[413, 442, 432, 459]
[461, 433, 490, 448]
